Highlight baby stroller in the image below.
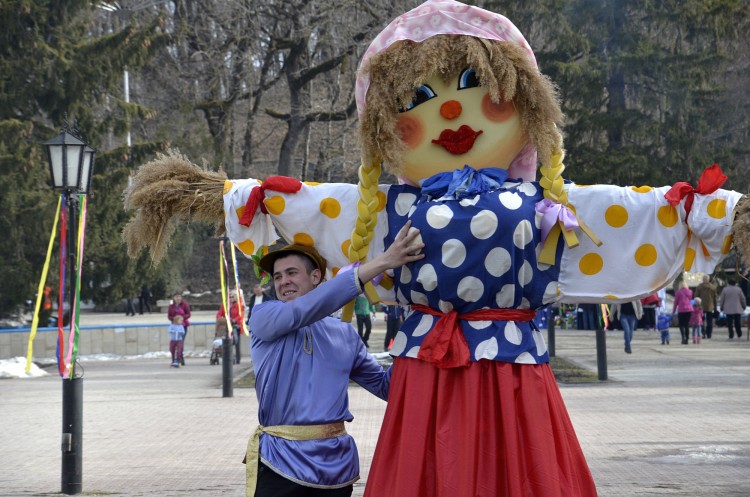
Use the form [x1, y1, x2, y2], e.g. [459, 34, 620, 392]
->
[657, 313, 671, 345]
[210, 338, 224, 365]
[210, 318, 228, 365]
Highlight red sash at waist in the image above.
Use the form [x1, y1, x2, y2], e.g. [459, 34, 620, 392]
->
[411, 304, 537, 369]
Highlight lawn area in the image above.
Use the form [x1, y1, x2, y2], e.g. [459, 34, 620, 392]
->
[550, 356, 600, 383]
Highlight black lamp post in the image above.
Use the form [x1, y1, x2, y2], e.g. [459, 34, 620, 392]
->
[44, 125, 96, 495]
[217, 237, 234, 398]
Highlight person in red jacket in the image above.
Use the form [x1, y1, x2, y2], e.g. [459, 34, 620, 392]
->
[168, 293, 191, 365]
[217, 293, 244, 363]
[640, 292, 661, 330]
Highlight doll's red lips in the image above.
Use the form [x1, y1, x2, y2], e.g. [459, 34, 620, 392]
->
[432, 125, 483, 154]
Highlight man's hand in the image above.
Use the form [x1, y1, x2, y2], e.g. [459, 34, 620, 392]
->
[359, 221, 425, 284]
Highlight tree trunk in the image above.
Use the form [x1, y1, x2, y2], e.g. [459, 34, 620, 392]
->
[605, 0, 626, 152]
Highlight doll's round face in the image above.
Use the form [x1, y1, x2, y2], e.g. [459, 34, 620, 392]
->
[396, 68, 527, 185]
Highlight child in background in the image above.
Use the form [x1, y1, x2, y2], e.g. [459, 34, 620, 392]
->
[690, 297, 703, 344]
[167, 314, 186, 367]
[657, 313, 672, 345]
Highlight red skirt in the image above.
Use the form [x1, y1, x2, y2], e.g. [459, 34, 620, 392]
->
[364, 357, 598, 497]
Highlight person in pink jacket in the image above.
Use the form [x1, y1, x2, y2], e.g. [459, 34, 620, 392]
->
[168, 293, 192, 365]
[672, 281, 694, 344]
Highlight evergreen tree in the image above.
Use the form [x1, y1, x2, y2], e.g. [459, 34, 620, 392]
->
[0, 1, 170, 316]
[487, 0, 750, 188]
[564, 0, 747, 188]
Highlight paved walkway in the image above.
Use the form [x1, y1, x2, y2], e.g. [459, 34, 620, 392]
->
[2, 314, 749, 496]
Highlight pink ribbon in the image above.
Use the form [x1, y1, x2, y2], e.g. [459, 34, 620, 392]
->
[535, 198, 579, 243]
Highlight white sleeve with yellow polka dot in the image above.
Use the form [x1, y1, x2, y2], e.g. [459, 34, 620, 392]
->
[222, 178, 392, 279]
[223, 179, 277, 253]
[557, 183, 743, 304]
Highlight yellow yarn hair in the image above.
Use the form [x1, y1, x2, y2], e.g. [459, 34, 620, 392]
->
[340, 160, 383, 321]
[349, 161, 381, 263]
[539, 149, 568, 205]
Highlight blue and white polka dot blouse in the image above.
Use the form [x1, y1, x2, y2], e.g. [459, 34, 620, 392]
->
[384, 166, 561, 365]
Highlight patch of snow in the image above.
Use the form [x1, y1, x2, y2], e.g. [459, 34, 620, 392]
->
[0, 349, 213, 379]
[0, 357, 49, 379]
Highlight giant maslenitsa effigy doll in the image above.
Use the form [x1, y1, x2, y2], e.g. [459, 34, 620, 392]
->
[124, 2, 750, 495]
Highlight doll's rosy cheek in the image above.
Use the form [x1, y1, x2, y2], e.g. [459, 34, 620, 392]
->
[482, 93, 516, 122]
[396, 114, 424, 149]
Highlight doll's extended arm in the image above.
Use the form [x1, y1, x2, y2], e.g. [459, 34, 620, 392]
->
[554, 182, 743, 304]
[223, 178, 394, 278]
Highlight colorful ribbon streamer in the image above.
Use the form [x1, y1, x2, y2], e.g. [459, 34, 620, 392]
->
[24, 196, 62, 373]
[66, 195, 87, 379]
[600, 304, 610, 330]
[57, 194, 68, 376]
[229, 243, 248, 335]
[219, 240, 230, 338]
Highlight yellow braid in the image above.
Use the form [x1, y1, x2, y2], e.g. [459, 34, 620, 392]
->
[349, 161, 382, 263]
[539, 150, 568, 205]
[537, 149, 601, 265]
[340, 160, 382, 321]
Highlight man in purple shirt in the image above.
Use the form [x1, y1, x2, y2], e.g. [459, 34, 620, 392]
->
[245, 222, 424, 497]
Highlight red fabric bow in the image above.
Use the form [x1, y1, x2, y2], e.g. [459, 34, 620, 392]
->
[664, 164, 727, 218]
[412, 304, 537, 369]
[238, 176, 303, 227]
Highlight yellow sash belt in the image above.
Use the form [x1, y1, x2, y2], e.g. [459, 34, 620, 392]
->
[245, 422, 347, 497]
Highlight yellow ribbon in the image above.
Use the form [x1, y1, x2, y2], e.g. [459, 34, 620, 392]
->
[341, 274, 382, 322]
[25, 196, 62, 373]
[230, 243, 249, 335]
[341, 301, 355, 323]
[538, 150, 602, 265]
[245, 422, 347, 497]
[219, 241, 229, 332]
[363, 281, 381, 304]
[538, 215, 602, 265]
[379, 274, 394, 291]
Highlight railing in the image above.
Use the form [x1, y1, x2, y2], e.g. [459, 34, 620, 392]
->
[0, 321, 218, 361]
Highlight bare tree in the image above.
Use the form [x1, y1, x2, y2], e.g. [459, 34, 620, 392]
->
[129, 0, 409, 180]
[258, 0, 411, 177]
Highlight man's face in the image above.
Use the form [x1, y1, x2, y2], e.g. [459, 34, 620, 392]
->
[173, 295, 182, 304]
[254, 285, 263, 296]
[273, 254, 321, 302]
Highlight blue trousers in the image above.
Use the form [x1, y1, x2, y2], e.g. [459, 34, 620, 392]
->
[620, 314, 638, 351]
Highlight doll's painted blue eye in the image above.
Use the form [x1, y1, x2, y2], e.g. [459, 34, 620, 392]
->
[401, 85, 436, 112]
[458, 68, 480, 90]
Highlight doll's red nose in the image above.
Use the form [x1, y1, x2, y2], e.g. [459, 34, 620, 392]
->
[440, 100, 462, 120]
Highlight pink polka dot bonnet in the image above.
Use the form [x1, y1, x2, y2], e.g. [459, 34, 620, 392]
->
[355, 0, 541, 181]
